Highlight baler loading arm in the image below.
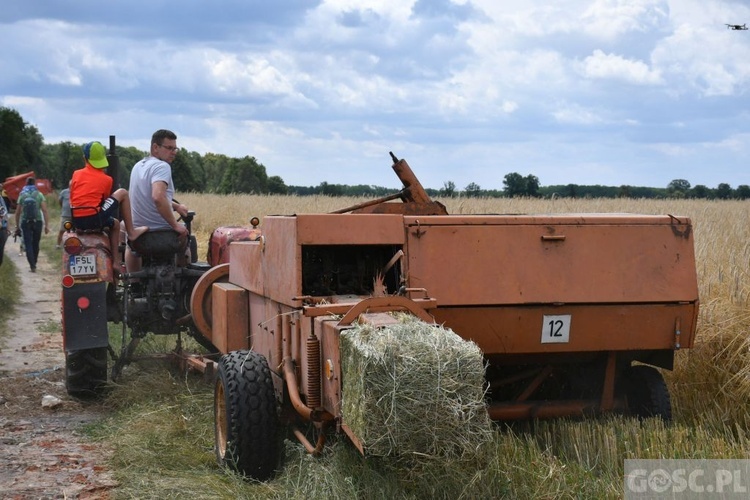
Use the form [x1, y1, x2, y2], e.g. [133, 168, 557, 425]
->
[332, 152, 448, 215]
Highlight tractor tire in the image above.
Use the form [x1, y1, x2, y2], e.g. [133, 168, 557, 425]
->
[65, 347, 108, 398]
[215, 350, 279, 480]
[625, 365, 672, 421]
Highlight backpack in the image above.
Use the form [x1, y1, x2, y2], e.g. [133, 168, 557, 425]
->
[21, 192, 40, 222]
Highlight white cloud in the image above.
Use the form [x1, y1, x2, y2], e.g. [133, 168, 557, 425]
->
[580, 49, 663, 85]
[651, 23, 750, 97]
[552, 102, 605, 125]
[581, 0, 670, 39]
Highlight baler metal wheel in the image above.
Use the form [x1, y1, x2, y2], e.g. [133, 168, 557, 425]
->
[190, 263, 229, 339]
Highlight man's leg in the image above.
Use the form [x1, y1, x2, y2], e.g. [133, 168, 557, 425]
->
[0, 228, 7, 266]
[109, 218, 122, 275]
[111, 189, 147, 240]
[21, 222, 34, 269]
[31, 220, 42, 269]
[125, 246, 141, 274]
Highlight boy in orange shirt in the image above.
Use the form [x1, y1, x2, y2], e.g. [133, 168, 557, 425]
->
[70, 141, 147, 273]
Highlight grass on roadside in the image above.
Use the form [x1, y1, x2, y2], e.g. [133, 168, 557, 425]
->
[0, 252, 20, 343]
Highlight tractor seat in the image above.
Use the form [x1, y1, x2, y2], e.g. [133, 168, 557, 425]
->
[71, 206, 110, 234]
[128, 229, 185, 257]
[74, 226, 110, 235]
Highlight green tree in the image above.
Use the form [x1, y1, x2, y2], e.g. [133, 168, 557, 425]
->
[690, 185, 710, 199]
[0, 107, 43, 180]
[23, 124, 45, 175]
[171, 148, 200, 192]
[667, 179, 691, 197]
[318, 181, 343, 196]
[504, 172, 539, 197]
[218, 156, 268, 194]
[202, 153, 231, 193]
[503, 172, 526, 197]
[736, 185, 750, 200]
[440, 181, 456, 197]
[41, 141, 84, 189]
[525, 174, 540, 197]
[716, 183, 732, 200]
[268, 175, 288, 194]
[464, 182, 481, 197]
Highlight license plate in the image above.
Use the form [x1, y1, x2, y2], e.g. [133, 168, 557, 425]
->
[69, 254, 97, 276]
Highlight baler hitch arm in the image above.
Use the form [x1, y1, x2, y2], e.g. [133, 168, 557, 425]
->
[332, 152, 448, 215]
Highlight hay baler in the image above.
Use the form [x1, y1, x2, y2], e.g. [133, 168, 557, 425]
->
[191, 153, 699, 480]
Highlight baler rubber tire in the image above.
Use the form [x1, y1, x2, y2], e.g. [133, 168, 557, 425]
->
[190, 263, 230, 340]
[215, 350, 279, 480]
[625, 365, 672, 422]
[65, 347, 108, 399]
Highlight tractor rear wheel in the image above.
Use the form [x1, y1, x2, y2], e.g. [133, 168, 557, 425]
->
[65, 347, 108, 398]
[625, 365, 672, 421]
[215, 350, 279, 480]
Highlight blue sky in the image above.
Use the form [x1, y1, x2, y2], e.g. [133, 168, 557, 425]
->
[1, 0, 749, 191]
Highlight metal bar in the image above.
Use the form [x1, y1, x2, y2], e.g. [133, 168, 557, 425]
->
[330, 191, 405, 214]
[516, 365, 553, 402]
[600, 351, 617, 411]
[487, 398, 628, 421]
[291, 425, 327, 455]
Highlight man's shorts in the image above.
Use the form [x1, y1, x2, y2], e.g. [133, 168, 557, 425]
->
[72, 197, 119, 231]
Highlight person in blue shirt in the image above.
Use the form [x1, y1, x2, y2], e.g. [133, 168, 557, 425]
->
[13, 177, 49, 272]
[0, 196, 9, 266]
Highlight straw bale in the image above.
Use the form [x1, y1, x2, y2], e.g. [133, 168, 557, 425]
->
[340, 316, 492, 459]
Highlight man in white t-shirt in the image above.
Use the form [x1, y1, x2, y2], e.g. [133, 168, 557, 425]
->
[125, 129, 189, 271]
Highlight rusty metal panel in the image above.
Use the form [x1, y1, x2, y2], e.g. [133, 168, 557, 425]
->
[433, 302, 697, 355]
[228, 241, 263, 295]
[318, 317, 344, 418]
[248, 292, 273, 363]
[255, 215, 406, 306]
[211, 282, 249, 354]
[405, 214, 692, 226]
[295, 214, 405, 245]
[259, 217, 302, 307]
[405, 216, 698, 306]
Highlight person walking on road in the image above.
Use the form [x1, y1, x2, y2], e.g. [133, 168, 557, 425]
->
[0, 196, 9, 266]
[57, 182, 71, 249]
[14, 177, 49, 272]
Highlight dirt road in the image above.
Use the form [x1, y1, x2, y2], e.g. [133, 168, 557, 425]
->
[0, 242, 117, 499]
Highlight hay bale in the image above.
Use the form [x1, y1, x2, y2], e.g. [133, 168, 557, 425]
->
[340, 316, 492, 459]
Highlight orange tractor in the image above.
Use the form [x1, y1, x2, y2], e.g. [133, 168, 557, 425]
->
[188, 153, 699, 480]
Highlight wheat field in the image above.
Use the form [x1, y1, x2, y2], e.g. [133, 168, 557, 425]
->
[98, 193, 750, 498]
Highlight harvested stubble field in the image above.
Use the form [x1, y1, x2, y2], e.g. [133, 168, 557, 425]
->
[93, 194, 750, 499]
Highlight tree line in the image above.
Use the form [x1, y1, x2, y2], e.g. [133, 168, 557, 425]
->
[1, 106, 747, 200]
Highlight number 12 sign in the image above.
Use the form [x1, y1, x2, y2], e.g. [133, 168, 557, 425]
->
[541, 315, 571, 344]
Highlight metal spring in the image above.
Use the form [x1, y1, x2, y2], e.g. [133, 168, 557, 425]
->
[306, 334, 322, 409]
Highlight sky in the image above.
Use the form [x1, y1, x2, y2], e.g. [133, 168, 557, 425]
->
[1, 0, 749, 191]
